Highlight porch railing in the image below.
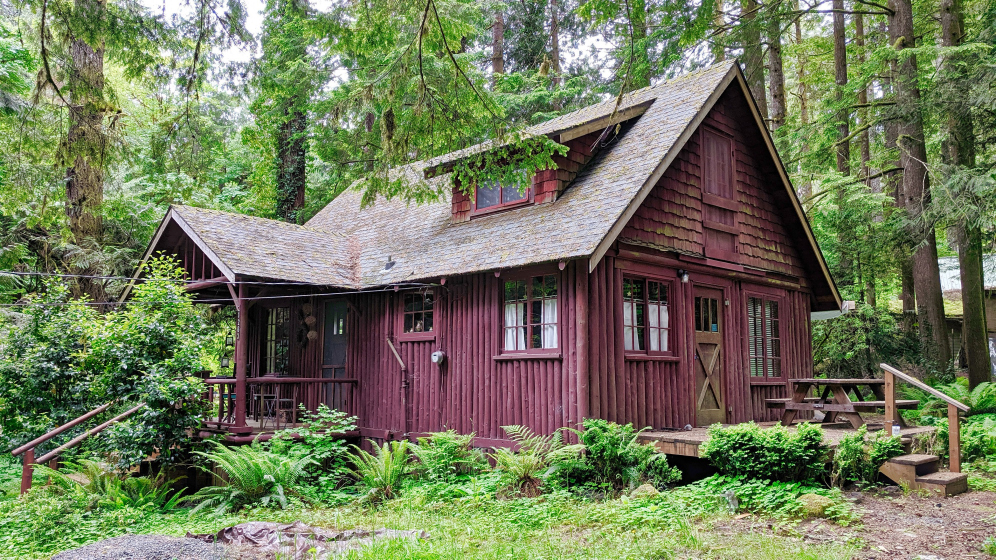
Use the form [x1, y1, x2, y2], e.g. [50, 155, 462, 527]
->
[203, 377, 358, 434]
[881, 363, 970, 472]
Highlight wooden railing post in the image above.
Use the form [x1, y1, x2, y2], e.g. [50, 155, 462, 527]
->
[949, 403, 961, 473]
[884, 366, 896, 435]
[20, 449, 34, 495]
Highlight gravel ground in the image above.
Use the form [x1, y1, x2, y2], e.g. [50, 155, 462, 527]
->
[51, 535, 234, 560]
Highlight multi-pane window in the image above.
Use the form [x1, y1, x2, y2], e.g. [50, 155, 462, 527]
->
[476, 170, 529, 210]
[503, 274, 558, 351]
[264, 307, 290, 375]
[402, 291, 434, 334]
[747, 297, 781, 379]
[623, 278, 671, 353]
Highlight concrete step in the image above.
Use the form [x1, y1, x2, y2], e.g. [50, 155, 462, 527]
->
[915, 471, 969, 497]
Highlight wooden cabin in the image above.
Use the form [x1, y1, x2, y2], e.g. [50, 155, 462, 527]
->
[130, 62, 842, 445]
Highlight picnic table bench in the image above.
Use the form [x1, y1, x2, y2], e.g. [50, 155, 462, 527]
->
[766, 378, 919, 429]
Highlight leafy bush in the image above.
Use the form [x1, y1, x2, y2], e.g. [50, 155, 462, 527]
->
[269, 404, 356, 477]
[557, 419, 680, 494]
[490, 425, 583, 498]
[87, 256, 210, 468]
[812, 303, 922, 378]
[921, 414, 996, 463]
[915, 378, 996, 418]
[0, 282, 101, 452]
[350, 440, 411, 502]
[831, 425, 905, 486]
[411, 430, 487, 482]
[189, 439, 314, 513]
[700, 422, 828, 482]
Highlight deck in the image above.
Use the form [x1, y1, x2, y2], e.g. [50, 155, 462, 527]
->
[638, 418, 937, 458]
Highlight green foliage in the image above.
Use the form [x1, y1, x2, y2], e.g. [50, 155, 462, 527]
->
[86, 256, 210, 468]
[190, 439, 315, 514]
[688, 475, 856, 524]
[923, 414, 996, 463]
[350, 440, 411, 502]
[917, 378, 996, 417]
[269, 404, 357, 477]
[411, 430, 488, 482]
[557, 419, 681, 494]
[0, 282, 101, 452]
[31, 460, 184, 512]
[831, 425, 905, 486]
[812, 303, 921, 378]
[490, 425, 583, 497]
[700, 422, 828, 483]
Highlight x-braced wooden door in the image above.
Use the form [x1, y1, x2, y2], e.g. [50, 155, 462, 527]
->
[693, 287, 726, 426]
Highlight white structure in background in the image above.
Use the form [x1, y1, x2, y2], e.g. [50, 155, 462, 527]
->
[937, 255, 996, 374]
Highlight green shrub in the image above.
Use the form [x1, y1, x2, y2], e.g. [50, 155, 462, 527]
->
[700, 422, 828, 482]
[831, 425, 905, 486]
[350, 440, 411, 502]
[189, 439, 314, 513]
[923, 414, 996, 463]
[557, 419, 680, 494]
[490, 425, 583, 498]
[689, 474, 855, 524]
[411, 430, 488, 482]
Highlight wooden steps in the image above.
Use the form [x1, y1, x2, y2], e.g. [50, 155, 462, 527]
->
[879, 454, 968, 497]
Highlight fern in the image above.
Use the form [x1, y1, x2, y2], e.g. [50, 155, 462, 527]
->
[350, 440, 410, 502]
[189, 439, 314, 514]
[30, 459, 184, 512]
[491, 425, 583, 497]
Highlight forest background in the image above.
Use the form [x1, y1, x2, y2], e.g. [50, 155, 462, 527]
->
[0, 0, 995, 385]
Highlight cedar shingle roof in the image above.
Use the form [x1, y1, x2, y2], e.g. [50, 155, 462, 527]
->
[169, 206, 357, 287]
[140, 61, 840, 310]
[305, 62, 737, 286]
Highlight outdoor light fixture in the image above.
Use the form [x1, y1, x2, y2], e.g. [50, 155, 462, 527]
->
[225, 335, 234, 347]
[384, 255, 396, 270]
[678, 269, 689, 283]
[220, 357, 231, 368]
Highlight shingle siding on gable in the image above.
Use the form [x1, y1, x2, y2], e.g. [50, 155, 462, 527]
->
[618, 88, 805, 278]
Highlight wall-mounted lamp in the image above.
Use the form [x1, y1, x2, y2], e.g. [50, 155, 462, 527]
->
[678, 269, 689, 284]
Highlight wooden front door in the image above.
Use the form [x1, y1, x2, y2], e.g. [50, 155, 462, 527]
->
[693, 287, 726, 426]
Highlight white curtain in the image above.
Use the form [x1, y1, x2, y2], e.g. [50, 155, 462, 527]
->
[541, 298, 558, 348]
[649, 303, 669, 352]
[623, 301, 635, 351]
[504, 302, 525, 350]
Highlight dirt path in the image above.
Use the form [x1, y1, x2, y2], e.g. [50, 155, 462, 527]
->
[714, 489, 996, 559]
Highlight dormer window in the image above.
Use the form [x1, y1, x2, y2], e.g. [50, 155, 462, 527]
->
[474, 170, 531, 213]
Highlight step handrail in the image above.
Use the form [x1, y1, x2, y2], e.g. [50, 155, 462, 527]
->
[880, 363, 970, 412]
[880, 363, 969, 473]
[10, 401, 146, 494]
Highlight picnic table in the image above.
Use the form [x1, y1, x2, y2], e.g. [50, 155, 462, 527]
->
[766, 378, 920, 429]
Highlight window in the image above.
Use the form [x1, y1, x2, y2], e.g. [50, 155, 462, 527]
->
[702, 129, 734, 198]
[503, 274, 558, 351]
[623, 277, 671, 354]
[264, 307, 290, 375]
[402, 291, 434, 336]
[475, 170, 530, 211]
[701, 128, 739, 261]
[747, 297, 781, 379]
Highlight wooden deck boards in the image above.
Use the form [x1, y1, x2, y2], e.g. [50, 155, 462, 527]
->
[638, 419, 937, 458]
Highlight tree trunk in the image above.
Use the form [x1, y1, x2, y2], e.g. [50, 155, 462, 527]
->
[550, 0, 561, 79]
[794, 0, 808, 125]
[492, 11, 504, 86]
[767, 5, 786, 131]
[855, 13, 871, 181]
[890, 0, 951, 368]
[627, 0, 651, 90]
[275, 108, 307, 222]
[713, 0, 726, 62]
[741, 0, 768, 119]
[832, 0, 853, 293]
[270, 0, 310, 223]
[941, 0, 989, 386]
[65, 0, 108, 303]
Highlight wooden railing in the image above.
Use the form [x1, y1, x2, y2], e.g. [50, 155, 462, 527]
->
[9, 401, 146, 494]
[881, 363, 970, 472]
[203, 377, 358, 433]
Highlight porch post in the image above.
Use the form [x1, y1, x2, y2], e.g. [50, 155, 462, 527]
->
[233, 282, 250, 432]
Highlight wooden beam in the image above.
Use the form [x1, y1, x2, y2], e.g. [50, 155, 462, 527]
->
[949, 404, 961, 473]
[556, 101, 653, 143]
[232, 283, 251, 434]
[185, 276, 229, 292]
